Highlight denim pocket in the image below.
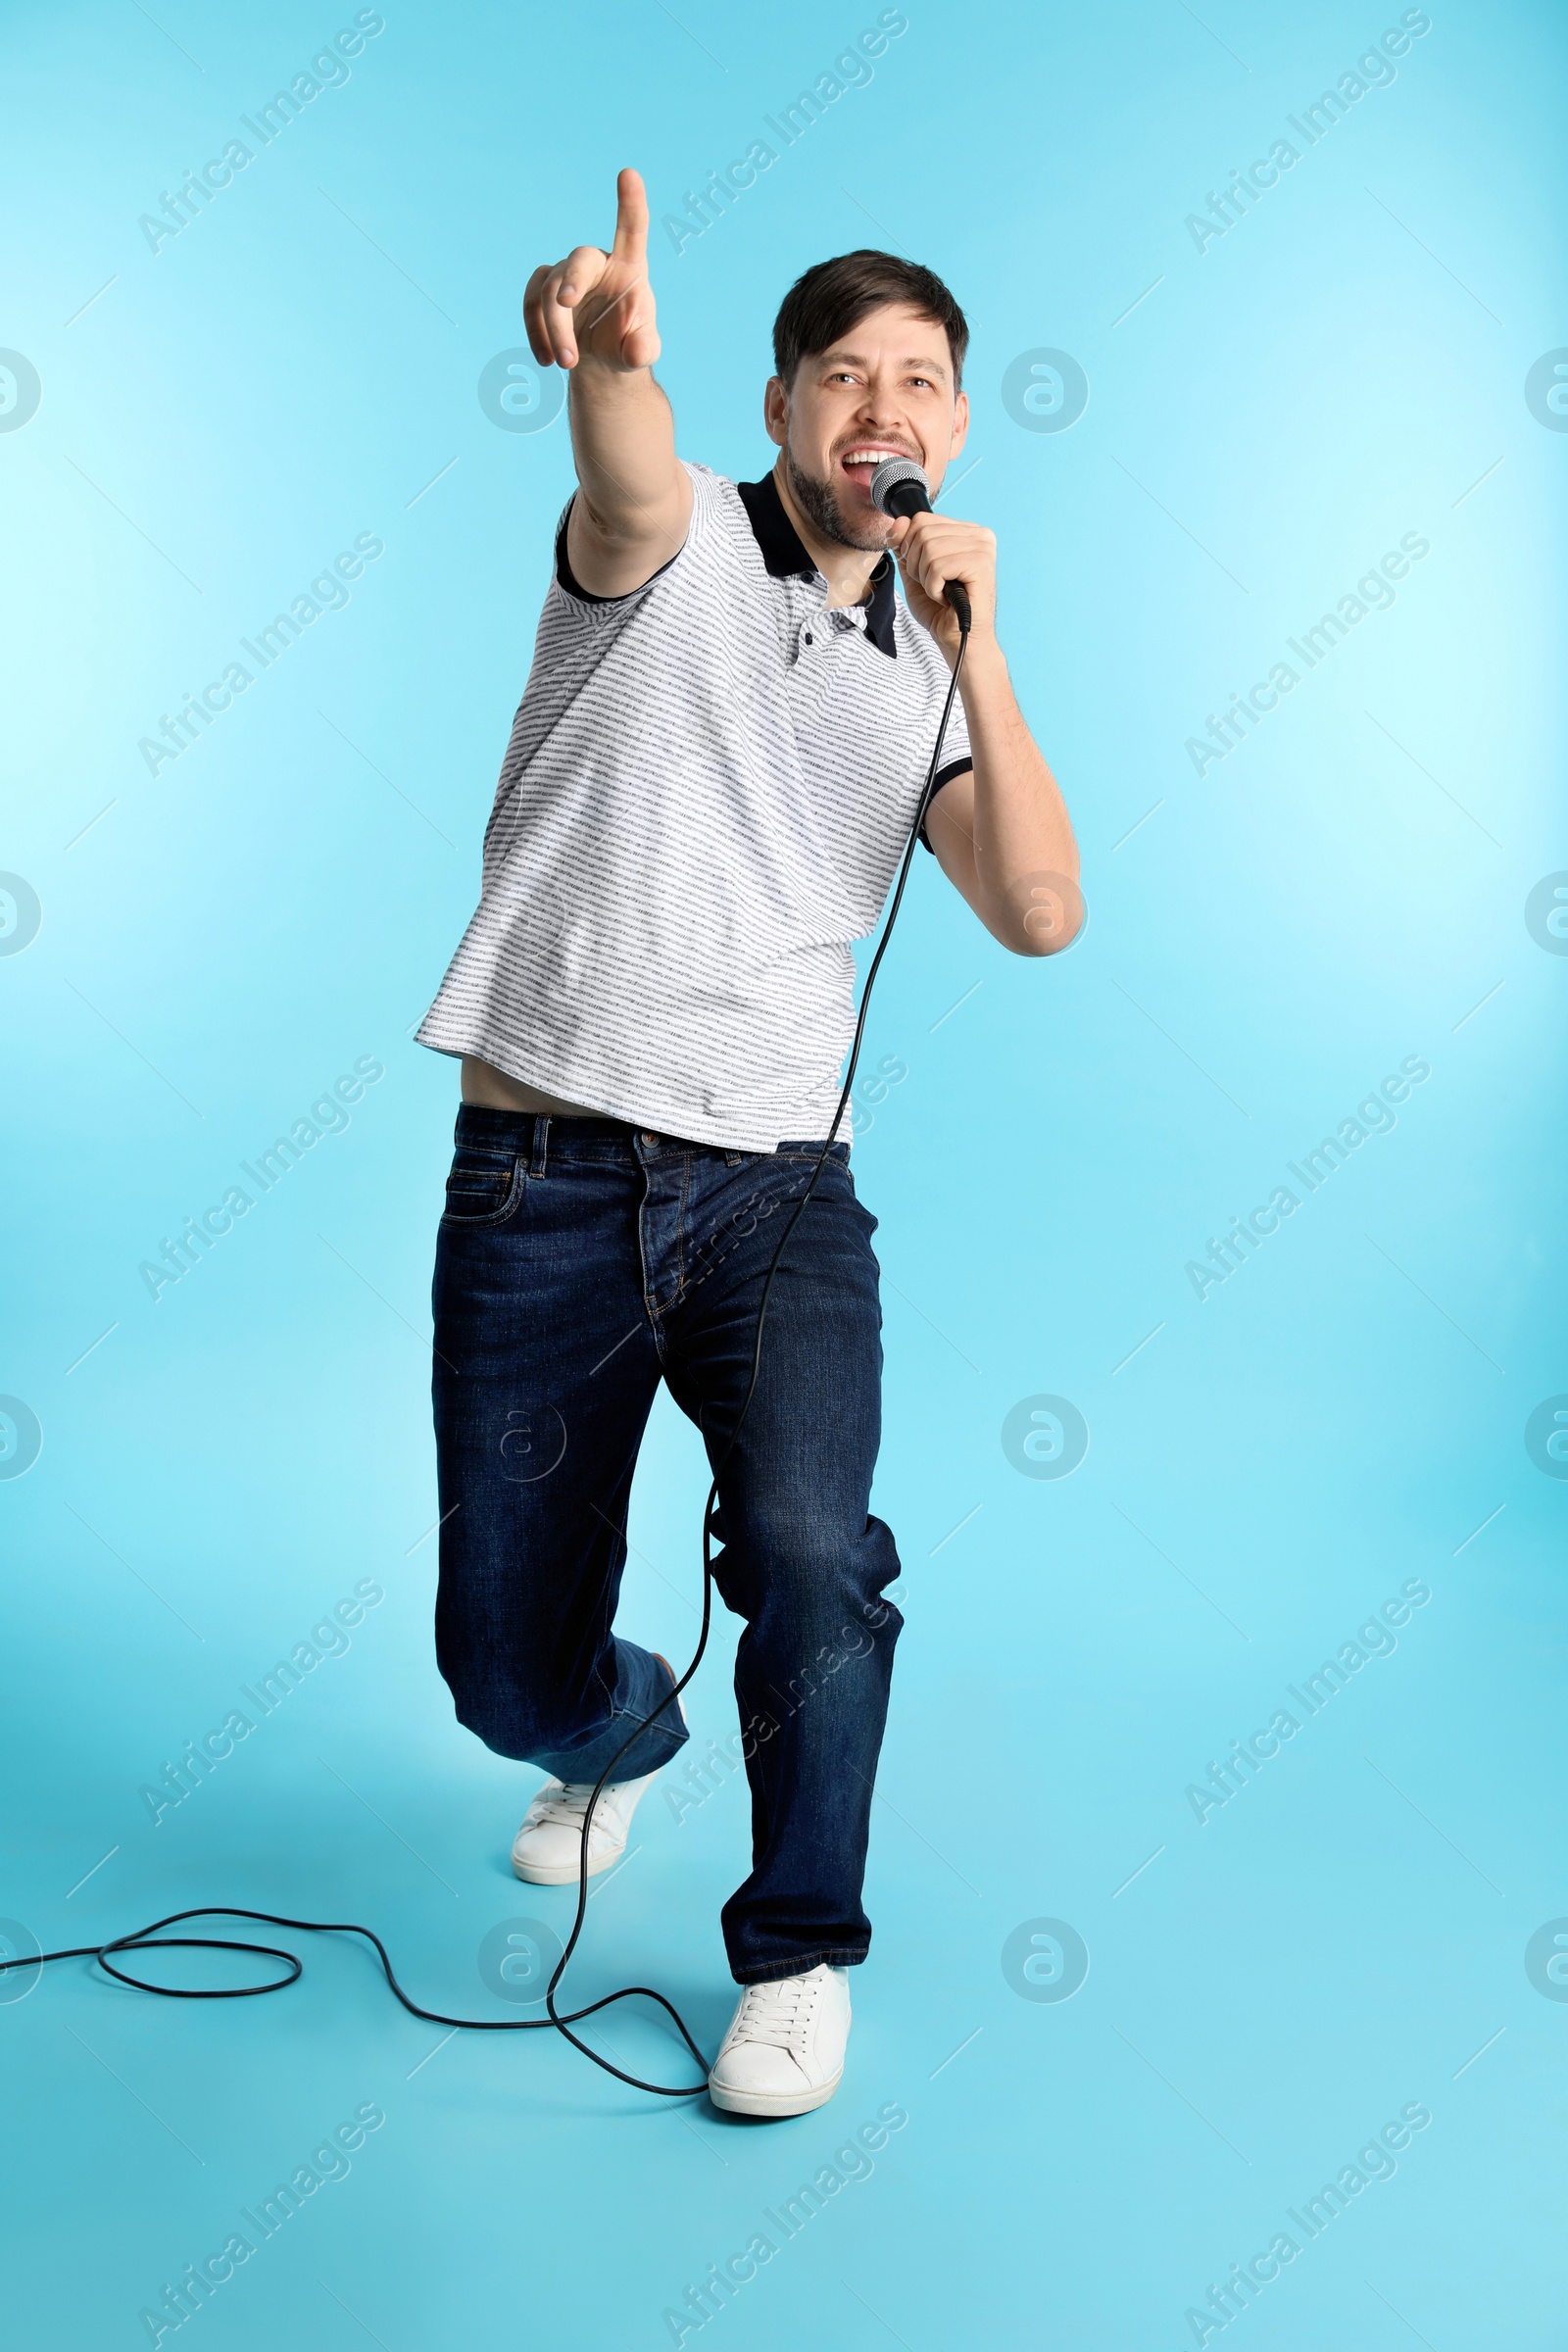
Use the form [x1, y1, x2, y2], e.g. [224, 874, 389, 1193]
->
[441, 1148, 525, 1227]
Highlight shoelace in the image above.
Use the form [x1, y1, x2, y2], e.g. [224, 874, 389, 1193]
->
[729, 1975, 820, 2053]
[525, 1784, 619, 1836]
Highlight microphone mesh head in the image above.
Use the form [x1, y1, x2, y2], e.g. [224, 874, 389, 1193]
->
[869, 456, 931, 514]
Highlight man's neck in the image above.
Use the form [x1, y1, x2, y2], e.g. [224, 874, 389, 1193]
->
[771, 458, 883, 612]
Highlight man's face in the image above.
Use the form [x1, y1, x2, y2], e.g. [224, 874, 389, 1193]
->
[764, 301, 969, 552]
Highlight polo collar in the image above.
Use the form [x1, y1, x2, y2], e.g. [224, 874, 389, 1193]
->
[737, 471, 898, 660]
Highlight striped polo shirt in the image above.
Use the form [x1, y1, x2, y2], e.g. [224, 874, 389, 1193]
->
[416, 462, 972, 1152]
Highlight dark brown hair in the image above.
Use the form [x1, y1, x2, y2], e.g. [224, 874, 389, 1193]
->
[772, 250, 969, 390]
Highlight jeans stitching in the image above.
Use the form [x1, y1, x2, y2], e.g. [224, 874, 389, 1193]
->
[606, 1702, 684, 1741]
[731, 1949, 866, 1984]
[673, 1158, 860, 1310]
[672, 1148, 692, 1300]
[439, 1155, 527, 1229]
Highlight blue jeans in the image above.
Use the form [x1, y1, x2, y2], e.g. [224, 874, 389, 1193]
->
[430, 1106, 904, 1984]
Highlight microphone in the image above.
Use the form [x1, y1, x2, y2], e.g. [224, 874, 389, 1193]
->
[868, 457, 971, 635]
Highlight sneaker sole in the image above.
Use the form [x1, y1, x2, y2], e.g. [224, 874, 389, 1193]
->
[707, 2065, 844, 2119]
[511, 1840, 626, 1886]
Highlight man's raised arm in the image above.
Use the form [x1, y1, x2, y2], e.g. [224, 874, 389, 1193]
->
[523, 167, 692, 599]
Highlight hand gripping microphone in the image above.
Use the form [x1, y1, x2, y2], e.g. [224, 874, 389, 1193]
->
[868, 456, 972, 635]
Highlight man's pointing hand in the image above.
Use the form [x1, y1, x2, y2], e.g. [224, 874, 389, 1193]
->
[523, 167, 660, 373]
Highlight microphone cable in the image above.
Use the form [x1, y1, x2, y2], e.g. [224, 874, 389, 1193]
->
[2, 608, 972, 2103]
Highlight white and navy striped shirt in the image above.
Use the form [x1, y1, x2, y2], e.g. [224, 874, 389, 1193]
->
[416, 462, 972, 1152]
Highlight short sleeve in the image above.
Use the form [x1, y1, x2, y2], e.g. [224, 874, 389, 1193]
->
[550, 460, 715, 609]
[917, 693, 973, 853]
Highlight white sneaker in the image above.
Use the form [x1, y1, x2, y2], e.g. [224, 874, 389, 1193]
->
[512, 1662, 685, 1886]
[510, 1773, 657, 1886]
[708, 1964, 852, 2117]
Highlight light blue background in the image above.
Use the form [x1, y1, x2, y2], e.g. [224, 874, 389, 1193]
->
[3, 2, 1564, 2345]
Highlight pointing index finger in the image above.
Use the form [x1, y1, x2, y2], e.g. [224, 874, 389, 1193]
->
[611, 166, 649, 265]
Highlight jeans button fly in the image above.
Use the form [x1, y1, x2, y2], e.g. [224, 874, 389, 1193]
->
[642, 1131, 660, 1145]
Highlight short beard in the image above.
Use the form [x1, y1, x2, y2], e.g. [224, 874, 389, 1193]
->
[784, 448, 888, 554]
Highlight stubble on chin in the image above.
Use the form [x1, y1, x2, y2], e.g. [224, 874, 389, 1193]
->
[784, 449, 890, 555]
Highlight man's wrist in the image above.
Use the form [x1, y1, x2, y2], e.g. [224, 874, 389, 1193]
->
[570, 347, 633, 375]
[566, 354, 661, 421]
[953, 628, 1006, 690]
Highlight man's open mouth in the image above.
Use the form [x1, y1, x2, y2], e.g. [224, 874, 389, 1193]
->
[837, 445, 917, 491]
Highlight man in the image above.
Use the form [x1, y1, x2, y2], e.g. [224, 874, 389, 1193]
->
[416, 169, 1079, 2117]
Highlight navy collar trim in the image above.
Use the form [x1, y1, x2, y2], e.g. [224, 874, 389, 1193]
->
[737, 471, 898, 660]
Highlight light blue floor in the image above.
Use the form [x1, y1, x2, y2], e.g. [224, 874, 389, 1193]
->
[4, 2, 1565, 2345]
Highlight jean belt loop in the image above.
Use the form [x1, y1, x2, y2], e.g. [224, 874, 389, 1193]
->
[530, 1114, 551, 1180]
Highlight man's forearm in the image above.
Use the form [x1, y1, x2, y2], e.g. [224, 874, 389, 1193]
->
[889, 508, 1080, 956]
[566, 360, 684, 549]
[929, 642, 1081, 956]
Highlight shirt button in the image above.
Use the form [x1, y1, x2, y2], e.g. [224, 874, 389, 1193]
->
[804, 631, 813, 645]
